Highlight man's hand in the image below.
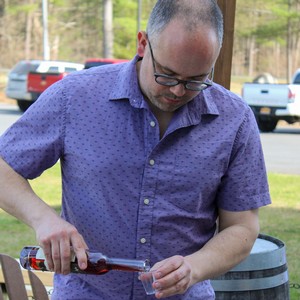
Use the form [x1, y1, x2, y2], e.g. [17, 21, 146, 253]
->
[151, 255, 194, 299]
[36, 214, 88, 274]
[150, 209, 259, 298]
[0, 157, 88, 275]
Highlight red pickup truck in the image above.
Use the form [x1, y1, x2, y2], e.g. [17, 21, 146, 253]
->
[27, 59, 129, 102]
[27, 71, 67, 101]
[18, 61, 83, 111]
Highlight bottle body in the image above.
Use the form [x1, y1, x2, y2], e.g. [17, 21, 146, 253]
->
[20, 246, 150, 275]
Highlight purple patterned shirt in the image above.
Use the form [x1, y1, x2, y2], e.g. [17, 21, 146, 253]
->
[0, 56, 271, 299]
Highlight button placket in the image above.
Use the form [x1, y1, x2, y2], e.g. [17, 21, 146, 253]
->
[135, 153, 159, 261]
[136, 110, 160, 267]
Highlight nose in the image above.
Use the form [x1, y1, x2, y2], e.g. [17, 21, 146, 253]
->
[169, 83, 186, 97]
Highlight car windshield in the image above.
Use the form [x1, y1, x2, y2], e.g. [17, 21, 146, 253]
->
[294, 73, 300, 84]
[11, 61, 39, 75]
[84, 61, 112, 69]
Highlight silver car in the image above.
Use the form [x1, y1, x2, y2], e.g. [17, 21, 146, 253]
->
[5, 60, 41, 111]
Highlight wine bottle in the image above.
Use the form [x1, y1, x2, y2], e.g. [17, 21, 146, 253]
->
[20, 246, 151, 274]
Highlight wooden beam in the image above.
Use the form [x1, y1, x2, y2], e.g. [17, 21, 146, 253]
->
[214, 0, 237, 90]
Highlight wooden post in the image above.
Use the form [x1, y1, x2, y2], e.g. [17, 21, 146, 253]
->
[214, 0, 237, 90]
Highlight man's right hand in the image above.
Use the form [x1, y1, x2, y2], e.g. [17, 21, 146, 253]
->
[0, 157, 88, 275]
[36, 215, 88, 274]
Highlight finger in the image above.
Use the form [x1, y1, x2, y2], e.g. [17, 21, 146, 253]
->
[155, 275, 189, 298]
[71, 233, 88, 270]
[154, 267, 186, 290]
[51, 240, 62, 273]
[60, 240, 72, 274]
[40, 240, 54, 271]
[153, 255, 184, 279]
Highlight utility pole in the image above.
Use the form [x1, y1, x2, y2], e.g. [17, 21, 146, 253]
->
[137, 0, 141, 32]
[136, 0, 142, 48]
[286, 0, 292, 82]
[103, 0, 113, 58]
[42, 0, 50, 60]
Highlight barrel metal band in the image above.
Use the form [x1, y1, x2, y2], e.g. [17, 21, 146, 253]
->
[211, 271, 289, 292]
[231, 247, 286, 271]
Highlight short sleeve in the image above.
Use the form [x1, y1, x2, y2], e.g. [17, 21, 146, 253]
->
[0, 81, 66, 179]
[216, 109, 271, 211]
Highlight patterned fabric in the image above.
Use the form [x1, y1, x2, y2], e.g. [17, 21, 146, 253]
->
[0, 56, 271, 299]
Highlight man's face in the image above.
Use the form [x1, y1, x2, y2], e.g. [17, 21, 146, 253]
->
[136, 20, 220, 114]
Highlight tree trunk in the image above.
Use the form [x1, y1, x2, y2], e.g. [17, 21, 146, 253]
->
[248, 36, 256, 78]
[25, 1, 33, 60]
[0, 0, 5, 17]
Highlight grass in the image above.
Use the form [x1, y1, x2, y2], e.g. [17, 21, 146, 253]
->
[0, 163, 299, 299]
[259, 173, 300, 299]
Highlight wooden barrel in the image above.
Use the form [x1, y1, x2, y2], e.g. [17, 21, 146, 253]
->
[211, 234, 289, 299]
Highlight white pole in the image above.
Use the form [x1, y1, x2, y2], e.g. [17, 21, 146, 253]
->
[42, 0, 50, 60]
[136, 0, 141, 48]
[103, 0, 113, 58]
[137, 0, 141, 32]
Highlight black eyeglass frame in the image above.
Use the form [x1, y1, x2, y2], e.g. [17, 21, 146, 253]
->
[147, 39, 212, 92]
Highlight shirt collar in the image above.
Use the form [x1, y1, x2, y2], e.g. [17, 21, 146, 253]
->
[109, 54, 220, 120]
[109, 55, 145, 109]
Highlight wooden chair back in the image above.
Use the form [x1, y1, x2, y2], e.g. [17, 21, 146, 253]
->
[0, 253, 49, 300]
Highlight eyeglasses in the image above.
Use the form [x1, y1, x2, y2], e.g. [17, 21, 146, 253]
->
[147, 39, 212, 92]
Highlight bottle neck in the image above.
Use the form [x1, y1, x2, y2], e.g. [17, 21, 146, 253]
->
[107, 257, 150, 272]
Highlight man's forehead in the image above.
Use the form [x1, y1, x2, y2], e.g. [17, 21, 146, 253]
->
[152, 27, 218, 77]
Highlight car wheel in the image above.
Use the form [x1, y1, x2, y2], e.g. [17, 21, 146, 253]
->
[257, 118, 278, 132]
[17, 100, 32, 112]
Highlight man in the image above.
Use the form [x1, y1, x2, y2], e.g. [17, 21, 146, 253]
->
[0, 0, 271, 299]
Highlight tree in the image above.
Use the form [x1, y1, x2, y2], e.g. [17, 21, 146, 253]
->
[234, 0, 300, 80]
[1, 0, 300, 80]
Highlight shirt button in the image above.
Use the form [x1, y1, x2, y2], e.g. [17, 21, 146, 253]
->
[150, 121, 156, 127]
[140, 238, 147, 244]
[144, 198, 150, 205]
[149, 159, 155, 166]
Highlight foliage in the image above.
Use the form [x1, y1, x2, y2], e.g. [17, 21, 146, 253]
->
[234, 0, 300, 78]
[114, 17, 138, 58]
[0, 0, 300, 78]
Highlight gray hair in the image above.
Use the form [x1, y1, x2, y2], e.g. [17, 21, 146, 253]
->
[146, 0, 224, 48]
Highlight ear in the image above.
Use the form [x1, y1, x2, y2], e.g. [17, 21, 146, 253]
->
[137, 31, 148, 57]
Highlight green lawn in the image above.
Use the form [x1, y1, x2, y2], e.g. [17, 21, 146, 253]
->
[0, 163, 299, 299]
